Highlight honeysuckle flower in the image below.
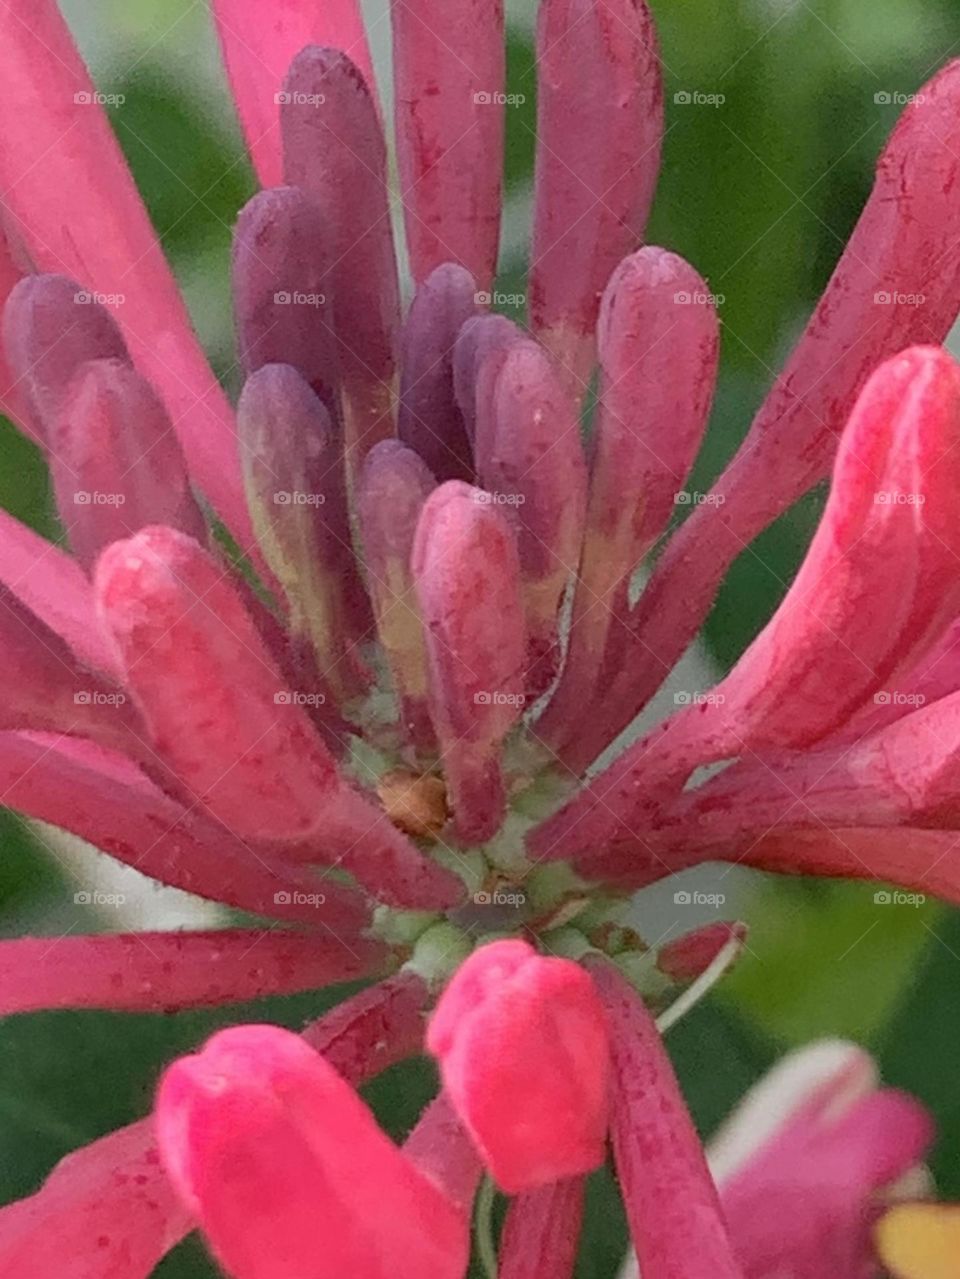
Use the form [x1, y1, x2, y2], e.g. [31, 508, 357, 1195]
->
[0, 0, 959, 1276]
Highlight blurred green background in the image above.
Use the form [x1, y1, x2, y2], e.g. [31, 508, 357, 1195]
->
[4, 0, 960, 1273]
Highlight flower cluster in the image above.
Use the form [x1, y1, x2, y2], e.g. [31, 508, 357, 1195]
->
[0, 0, 959, 1276]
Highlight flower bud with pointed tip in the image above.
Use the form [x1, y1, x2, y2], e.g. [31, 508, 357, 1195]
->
[156, 1024, 470, 1279]
[427, 939, 609, 1193]
[412, 482, 525, 841]
[398, 264, 478, 483]
[51, 357, 206, 569]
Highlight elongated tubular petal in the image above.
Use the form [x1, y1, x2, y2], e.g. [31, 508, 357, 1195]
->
[405, 1094, 483, 1210]
[427, 940, 609, 1192]
[51, 358, 206, 570]
[539, 250, 719, 748]
[656, 922, 748, 984]
[398, 263, 479, 482]
[156, 1026, 470, 1279]
[413, 482, 526, 841]
[302, 970, 430, 1076]
[0, 731, 371, 929]
[95, 527, 455, 907]
[3, 274, 128, 437]
[358, 441, 437, 753]
[0, 929, 387, 1015]
[498, 1178, 584, 1279]
[474, 338, 587, 695]
[587, 958, 745, 1279]
[282, 47, 400, 470]
[238, 363, 369, 700]
[531, 0, 663, 395]
[532, 347, 960, 862]
[0, 1120, 192, 1279]
[0, 509, 120, 675]
[0, 584, 141, 754]
[232, 188, 339, 411]
[582, 61, 960, 771]
[391, 0, 504, 294]
[0, 1, 253, 551]
[213, 0, 376, 189]
[0, 220, 34, 438]
[453, 312, 525, 443]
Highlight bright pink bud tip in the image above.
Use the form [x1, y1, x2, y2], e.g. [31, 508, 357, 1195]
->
[156, 1025, 469, 1279]
[427, 939, 610, 1192]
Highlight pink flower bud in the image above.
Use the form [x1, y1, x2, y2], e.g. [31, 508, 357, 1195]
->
[156, 1024, 470, 1279]
[452, 312, 525, 444]
[531, 0, 663, 394]
[427, 939, 610, 1193]
[50, 358, 206, 569]
[391, 0, 505, 293]
[412, 482, 525, 840]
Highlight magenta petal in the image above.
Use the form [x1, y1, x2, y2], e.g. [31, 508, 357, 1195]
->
[404, 1093, 483, 1211]
[282, 47, 400, 471]
[413, 482, 526, 841]
[0, 221, 33, 438]
[531, 0, 663, 394]
[0, 1120, 190, 1279]
[358, 441, 437, 753]
[473, 338, 588, 695]
[453, 313, 525, 444]
[51, 358, 206, 569]
[391, 0, 505, 293]
[0, 0, 253, 552]
[213, 0, 377, 188]
[0, 929, 386, 1014]
[587, 958, 745, 1279]
[499, 1178, 584, 1279]
[398, 263, 479, 482]
[588, 60, 960, 767]
[539, 249, 719, 748]
[302, 971, 430, 1080]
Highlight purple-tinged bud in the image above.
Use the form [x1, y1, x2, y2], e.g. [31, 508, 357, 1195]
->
[237, 364, 370, 702]
[474, 339, 587, 695]
[413, 482, 525, 841]
[358, 441, 436, 753]
[391, 0, 504, 294]
[282, 47, 400, 472]
[398, 264, 479, 482]
[2, 274, 127, 438]
[453, 313, 525, 444]
[531, 0, 663, 396]
[231, 188, 339, 412]
[50, 358, 206, 570]
[539, 248, 718, 745]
